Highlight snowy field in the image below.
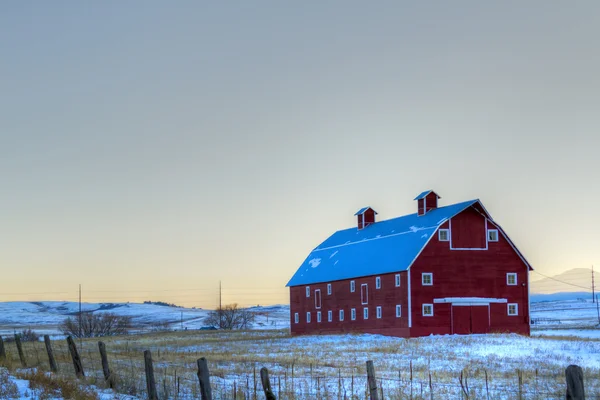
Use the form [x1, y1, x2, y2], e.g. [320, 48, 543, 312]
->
[0, 301, 289, 337]
[2, 328, 600, 399]
[1, 295, 599, 398]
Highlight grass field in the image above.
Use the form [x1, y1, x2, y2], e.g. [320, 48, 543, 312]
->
[2, 328, 600, 399]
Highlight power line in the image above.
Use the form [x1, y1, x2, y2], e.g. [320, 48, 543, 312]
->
[531, 270, 592, 290]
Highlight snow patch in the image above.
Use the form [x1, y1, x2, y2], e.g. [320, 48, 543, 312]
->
[421, 234, 428, 238]
[308, 258, 322, 268]
[329, 251, 339, 259]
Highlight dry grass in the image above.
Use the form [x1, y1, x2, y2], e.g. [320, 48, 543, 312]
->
[0, 329, 598, 399]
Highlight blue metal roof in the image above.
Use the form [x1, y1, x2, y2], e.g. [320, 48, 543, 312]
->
[286, 200, 478, 287]
[414, 190, 440, 200]
[354, 207, 378, 216]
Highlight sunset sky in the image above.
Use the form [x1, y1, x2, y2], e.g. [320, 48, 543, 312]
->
[1, 2, 599, 308]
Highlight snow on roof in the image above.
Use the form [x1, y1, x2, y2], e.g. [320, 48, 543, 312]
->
[354, 207, 378, 216]
[414, 190, 440, 200]
[287, 200, 478, 287]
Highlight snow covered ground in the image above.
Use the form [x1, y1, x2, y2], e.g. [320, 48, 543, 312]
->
[0, 301, 290, 337]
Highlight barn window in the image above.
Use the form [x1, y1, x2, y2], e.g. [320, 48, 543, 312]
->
[363, 307, 369, 319]
[351, 308, 356, 321]
[375, 276, 381, 289]
[306, 312, 311, 323]
[507, 273, 517, 286]
[328, 310, 332, 322]
[350, 280, 356, 292]
[315, 289, 322, 309]
[306, 286, 310, 297]
[327, 283, 332, 295]
[422, 304, 434, 316]
[396, 305, 402, 317]
[339, 310, 344, 321]
[422, 273, 433, 286]
[488, 229, 499, 242]
[395, 274, 401, 287]
[376, 306, 382, 319]
[317, 311, 322, 323]
[361, 284, 368, 304]
[508, 303, 519, 316]
[294, 313, 299, 323]
[438, 229, 449, 241]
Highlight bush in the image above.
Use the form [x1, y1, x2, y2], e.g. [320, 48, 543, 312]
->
[19, 329, 39, 342]
[60, 313, 132, 338]
[204, 304, 255, 330]
[0, 369, 19, 399]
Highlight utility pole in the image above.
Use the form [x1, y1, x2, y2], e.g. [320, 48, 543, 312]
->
[78, 284, 82, 347]
[180, 311, 183, 330]
[592, 265, 595, 303]
[219, 281, 223, 329]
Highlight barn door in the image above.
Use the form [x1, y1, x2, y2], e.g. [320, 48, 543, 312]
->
[452, 306, 471, 334]
[470, 306, 489, 333]
[452, 305, 490, 334]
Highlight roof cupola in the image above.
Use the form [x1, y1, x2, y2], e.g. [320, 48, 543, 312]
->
[414, 190, 441, 216]
[354, 207, 378, 229]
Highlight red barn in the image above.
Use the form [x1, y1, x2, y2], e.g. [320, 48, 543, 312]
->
[286, 191, 532, 337]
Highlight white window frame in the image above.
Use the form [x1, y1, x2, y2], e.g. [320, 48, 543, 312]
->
[395, 304, 402, 318]
[363, 307, 369, 320]
[507, 273, 517, 286]
[339, 309, 344, 321]
[306, 312, 311, 323]
[328, 310, 332, 322]
[438, 229, 449, 242]
[294, 313, 299, 323]
[314, 289, 322, 309]
[327, 283, 332, 295]
[422, 303, 434, 316]
[508, 303, 518, 316]
[395, 274, 401, 287]
[351, 308, 356, 321]
[361, 283, 369, 305]
[350, 280, 355, 293]
[376, 306, 382, 319]
[306, 286, 310, 297]
[488, 229, 499, 242]
[422, 273, 433, 286]
[317, 311, 322, 323]
[375, 276, 381, 289]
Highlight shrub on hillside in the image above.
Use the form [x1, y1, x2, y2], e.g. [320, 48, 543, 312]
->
[204, 303, 255, 330]
[19, 329, 40, 342]
[60, 313, 132, 338]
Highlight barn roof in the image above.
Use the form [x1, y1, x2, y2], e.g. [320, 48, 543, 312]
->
[354, 207, 378, 216]
[286, 200, 478, 287]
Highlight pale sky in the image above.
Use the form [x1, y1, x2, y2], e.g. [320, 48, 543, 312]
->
[1, 2, 599, 308]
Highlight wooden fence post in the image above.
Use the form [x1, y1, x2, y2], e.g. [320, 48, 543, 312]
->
[197, 357, 213, 400]
[565, 365, 585, 400]
[98, 341, 114, 388]
[43, 335, 58, 372]
[0, 336, 6, 361]
[14, 334, 26, 367]
[66, 336, 85, 378]
[366, 360, 379, 400]
[144, 350, 158, 400]
[260, 367, 277, 400]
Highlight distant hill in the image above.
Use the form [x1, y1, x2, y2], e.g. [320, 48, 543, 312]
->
[530, 268, 594, 294]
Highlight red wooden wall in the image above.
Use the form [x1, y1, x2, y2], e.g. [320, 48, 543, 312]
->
[290, 272, 410, 337]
